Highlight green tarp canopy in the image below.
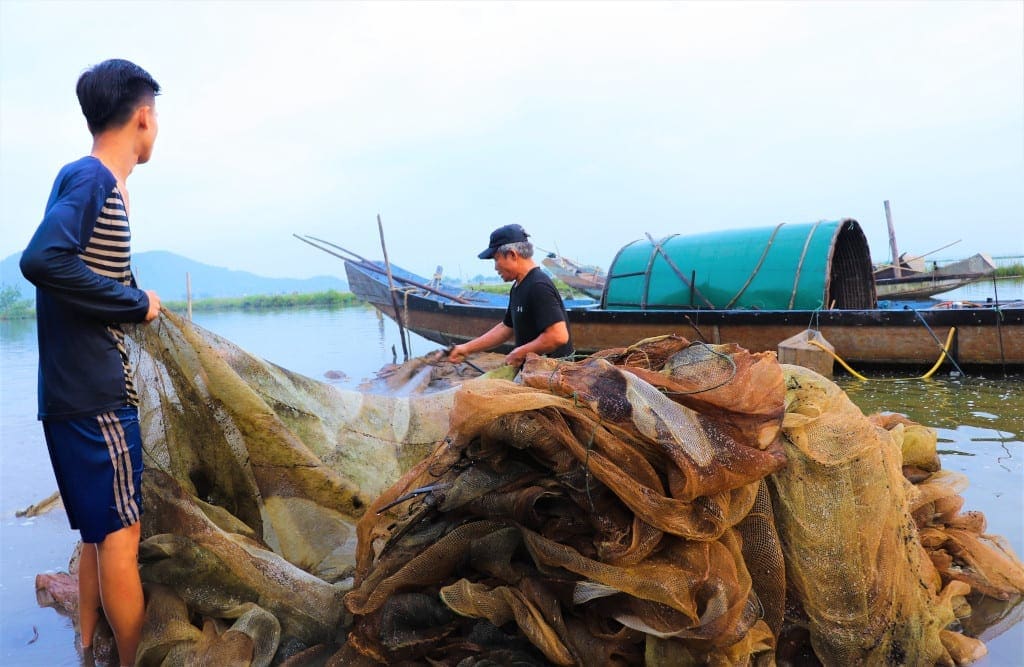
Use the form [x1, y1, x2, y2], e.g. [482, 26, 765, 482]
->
[603, 219, 876, 310]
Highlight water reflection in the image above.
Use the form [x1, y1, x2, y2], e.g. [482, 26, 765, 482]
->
[0, 317, 35, 339]
[189, 305, 437, 384]
[838, 372, 1023, 555]
[962, 593, 1024, 645]
[838, 374, 1023, 441]
[936, 276, 1023, 303]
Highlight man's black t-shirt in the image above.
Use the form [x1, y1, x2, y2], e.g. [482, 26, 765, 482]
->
[502, 267, 574, 358]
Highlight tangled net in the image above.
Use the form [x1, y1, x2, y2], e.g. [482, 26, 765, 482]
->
[125, 310, 460, 665]
[36, 312, 1022, 665]
[340, 337, 1024, 666]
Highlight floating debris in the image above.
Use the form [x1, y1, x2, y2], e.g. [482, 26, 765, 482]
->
[16, 490, 62, 518]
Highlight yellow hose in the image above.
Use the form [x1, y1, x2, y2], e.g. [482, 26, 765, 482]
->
[807, 327, 956, 381]
[918, 326, 956, 379]
[809, 339, 868, 380]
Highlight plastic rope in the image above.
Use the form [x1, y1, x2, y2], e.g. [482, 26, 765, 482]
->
[682, 314, 709, 343]
[806, 306, 823, 332]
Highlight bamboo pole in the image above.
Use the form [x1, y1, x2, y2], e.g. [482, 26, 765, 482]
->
[294, 234, 472, 303]
[884, 200, 901, 278]
[377, 214, 410, 361]
[644, 232, 716, 309]
[873, 239, 962, 273]
[993, 274, 1006, 376]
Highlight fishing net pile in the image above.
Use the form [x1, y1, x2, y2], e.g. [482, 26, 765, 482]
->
[124, 310, 462, 665]
[341, 337, 1024, 666]
[35, 312, 1023, 665]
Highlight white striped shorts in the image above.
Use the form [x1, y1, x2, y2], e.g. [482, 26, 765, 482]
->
[43, 406, 143, 543]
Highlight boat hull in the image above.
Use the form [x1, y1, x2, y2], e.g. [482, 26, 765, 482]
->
[875, 253, 997, 300]
[347, 261, 1023, 368]
[875, 274, 991, 300]
[541, 256, 605, 299]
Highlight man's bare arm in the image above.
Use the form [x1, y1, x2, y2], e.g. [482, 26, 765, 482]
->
[448, 322, 514, 362]
[504, 320, 569, 367]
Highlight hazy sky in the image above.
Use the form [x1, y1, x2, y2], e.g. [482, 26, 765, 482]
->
[1, 1, 1022, 283]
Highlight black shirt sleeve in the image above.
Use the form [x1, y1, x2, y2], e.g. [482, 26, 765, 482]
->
[526, 279, 567, 333]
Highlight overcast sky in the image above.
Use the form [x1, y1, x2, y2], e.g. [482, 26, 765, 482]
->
[1, 1, 1022, 283]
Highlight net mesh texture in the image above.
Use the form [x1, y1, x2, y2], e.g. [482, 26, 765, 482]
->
[78, 312, 1023, 665]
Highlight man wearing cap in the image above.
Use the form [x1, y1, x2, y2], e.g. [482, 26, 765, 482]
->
[448, 224, 573, 368]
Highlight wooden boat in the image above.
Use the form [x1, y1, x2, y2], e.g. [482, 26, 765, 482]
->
[311, 220, 1023, 369]
[541, 252, 606, 299]
[873, 201, 997, 300]
[874, 253, 998, 300]
[344, 264, 1021, 370]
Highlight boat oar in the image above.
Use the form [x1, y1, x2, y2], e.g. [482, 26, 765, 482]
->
[992, 274, 1007, 377]
[294, 234, 474, 304]
[298, 234, 376, 265]
[872, 239, 962, 274]
[376, 214, 410, 362]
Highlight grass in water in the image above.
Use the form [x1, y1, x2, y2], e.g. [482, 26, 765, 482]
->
[994, 263, 1024, 278]
[466, 277, 583, 298]
[162, 289, 362, 313]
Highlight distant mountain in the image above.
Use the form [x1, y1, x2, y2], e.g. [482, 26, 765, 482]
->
[1, 250, 348, 301]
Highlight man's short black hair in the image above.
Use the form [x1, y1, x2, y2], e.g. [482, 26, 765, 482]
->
[76, 59, 160, 135]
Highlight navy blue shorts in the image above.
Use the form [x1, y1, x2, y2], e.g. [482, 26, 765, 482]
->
[43, 406, 144, 543]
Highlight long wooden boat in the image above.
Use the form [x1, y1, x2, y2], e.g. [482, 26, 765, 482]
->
[345, 258, 1024, 370]
[874, 253, 997, 300]
[541, 253, 606, 299]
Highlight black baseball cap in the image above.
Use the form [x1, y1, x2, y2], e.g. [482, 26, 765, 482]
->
[478, 224, 530, 259]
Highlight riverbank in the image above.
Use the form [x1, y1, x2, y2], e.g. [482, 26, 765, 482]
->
[161, 289, 361, 313]
[993, 262, 1024, 278]
[4, 268, 1019, 321]
[0, 288, 364, 320]
[0, 280, 572, 320]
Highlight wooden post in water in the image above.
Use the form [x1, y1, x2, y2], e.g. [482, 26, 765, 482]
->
[993, 274, 1006, 376]
[186, 272, 192, 321]
[884, 200, 901, 278]
[377, 214, 410, 361]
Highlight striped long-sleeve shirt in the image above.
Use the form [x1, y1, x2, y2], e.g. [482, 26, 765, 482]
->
[20, 156, 150, 420]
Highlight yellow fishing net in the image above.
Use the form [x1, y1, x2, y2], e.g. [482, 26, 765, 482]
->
[343, 336, 1024, 665]
[42, 313, 1020, 665]
[123, 310, 459, 665]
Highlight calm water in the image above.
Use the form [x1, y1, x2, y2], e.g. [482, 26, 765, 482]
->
[1, 305, 1021, 664]
[932, 275, 1024, 303]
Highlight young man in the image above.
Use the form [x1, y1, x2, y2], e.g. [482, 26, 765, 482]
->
[20, 59, 162, 667]
[448, 224, 573, 367]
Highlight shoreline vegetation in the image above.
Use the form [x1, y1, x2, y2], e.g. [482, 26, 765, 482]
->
[2, 266, 1023, 320]
[0, 282, 558, 320]
[0, 287, 369, 320]
[163, 289, 362, 313]
[994, 263, 1024, 278]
